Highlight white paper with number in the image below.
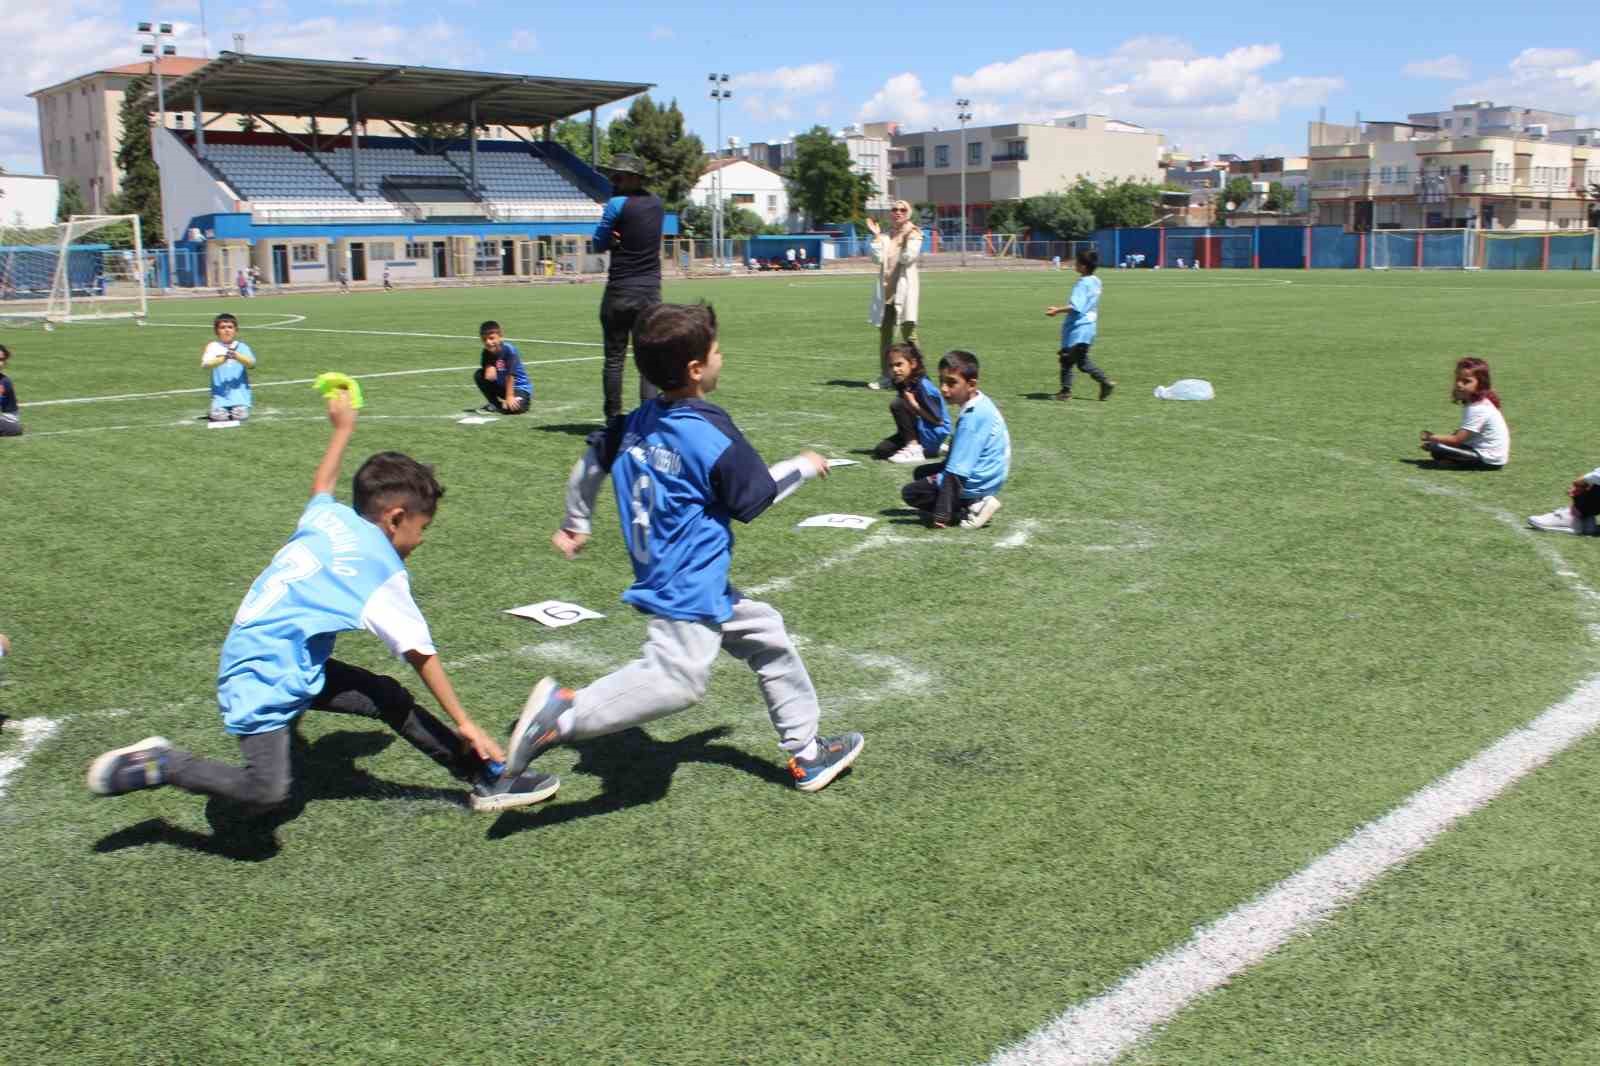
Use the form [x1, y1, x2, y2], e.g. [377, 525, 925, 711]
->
[205, 420, 242, 430]
[457, 415, 498, 425]
[504, 600, 606, 628]
[796, 513, 877, 530]
[825, 458, 859, 468]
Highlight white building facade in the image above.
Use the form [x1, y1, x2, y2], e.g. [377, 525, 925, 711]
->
[691, 158, 788, 225]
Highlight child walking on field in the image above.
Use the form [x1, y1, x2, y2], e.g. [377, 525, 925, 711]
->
[871, 341, 950, 464]
[201, 313, 256, 422]
[1045, 249, 1115, 402]
[1420, 356, 1509, 468]
[507, 302, 864, 793]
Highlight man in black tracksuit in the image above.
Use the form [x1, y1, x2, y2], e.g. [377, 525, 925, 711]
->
[594, 153, 664, 418]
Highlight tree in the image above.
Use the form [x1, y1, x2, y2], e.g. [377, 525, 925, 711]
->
[605, 95, 704, 211]
[984, 200, 1021, 234]
[786, 125, 873, 227]
[549, 117, 612, 167]
[1076, 177, 1165, 229]
[57, 179, 87, 221]
[1015, 192, 1095, 240]
[1263, 181, 1292, 212]
[718, 200, 767, 238]
[1215, 176, 1256, 223]
[108, 75, 163, 246]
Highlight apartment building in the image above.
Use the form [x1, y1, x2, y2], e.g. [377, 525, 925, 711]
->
[690, 158, 789, 225]
[888, 114, 1162, 234]
[1309, 104, 1597, 231]
[742, 122, 895, 212]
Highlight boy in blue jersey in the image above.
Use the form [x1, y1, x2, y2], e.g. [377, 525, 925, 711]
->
[1045, 249, 1115, 402]
[86, 390, 558, 813]
[201, 313, 256, 422]
[507, 302, 865, 793]
[0, 344, 21, 437]
[474, 320, 532, 414]
[901, 350, 1012, 530]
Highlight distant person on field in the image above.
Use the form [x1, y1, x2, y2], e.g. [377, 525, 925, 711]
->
[871, 341, 949, 464]
[0, 344, 22, 437]
[86, 388, 558, 815]
[201, 313, 256, 422]
[383, 268, 393, 292]
[594, 152, 663, 418]
[1421, 356, 1509, 468]
[248, 265, 261, 297]
[236, 269, 249, 298]
[865, 200, 923, 389]
[1529, 464, 1600, 535]
[511, 301, 865, 794]
[901, 350, 1010, 530]
[337, 268, 350, 293]
[1045, 248, 1116, 402]
[474, 320, 532, 414]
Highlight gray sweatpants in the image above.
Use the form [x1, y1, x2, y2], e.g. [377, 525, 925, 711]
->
[571, 598, 820, 754]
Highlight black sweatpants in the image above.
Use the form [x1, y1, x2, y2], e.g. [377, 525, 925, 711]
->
[1059, 343, 1110, 393]
[600, 286, 662, 418]
[473, 368, 532, 413]
[901, 461, 967, 526]
[164, 659, 484, 810]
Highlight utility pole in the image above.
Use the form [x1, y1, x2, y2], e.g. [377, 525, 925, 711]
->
[956, 99, 972, 266]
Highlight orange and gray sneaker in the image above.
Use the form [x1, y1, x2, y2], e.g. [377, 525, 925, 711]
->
[506, 677, 575, 778]
[787, 733, 864, 792]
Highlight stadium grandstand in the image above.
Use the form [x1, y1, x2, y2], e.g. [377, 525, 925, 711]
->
[141, 53, 665, 288]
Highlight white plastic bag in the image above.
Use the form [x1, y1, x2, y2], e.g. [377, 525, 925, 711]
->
[1153, 379, 1214, 401]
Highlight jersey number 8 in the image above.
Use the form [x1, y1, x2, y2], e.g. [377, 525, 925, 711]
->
[625, 473, 656, 566]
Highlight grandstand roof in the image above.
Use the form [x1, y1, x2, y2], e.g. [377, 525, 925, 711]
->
[144, 52, 651, 128]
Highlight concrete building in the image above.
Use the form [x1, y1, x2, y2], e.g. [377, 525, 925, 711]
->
[29, 56, 209, 213]
[690, 158, 789, 226]
[1408, 101, 1575, 139]
[740, 122, 894, 212]
[1309, 110, 1597, 231]
[888, 113, 1163, 235]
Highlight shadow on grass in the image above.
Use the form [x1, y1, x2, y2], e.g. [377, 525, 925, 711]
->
[1020, 392, 1066, 402]
[1397, 457, 1503, 472]
[535, 422, 604, 437]
[92, 728, 462, 863]
[486, 725, 790, 840]
[879, 506, 931, 527]
[823, 379, 873, 389]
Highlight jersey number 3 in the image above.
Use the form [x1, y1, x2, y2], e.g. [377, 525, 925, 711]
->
[234, 541, 323, 625]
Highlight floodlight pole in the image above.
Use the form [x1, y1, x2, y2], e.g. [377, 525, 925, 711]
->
[956, 99, 972, 266]
[138, 21, 178, 289]
[709, 74, 730, 267]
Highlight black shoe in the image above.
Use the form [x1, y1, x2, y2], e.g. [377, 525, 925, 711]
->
[469, 768, 560, 812]
[87, 737, 172, 795]
[1098, 380, 1116, 401]
[871, 437, 901, 460]
[1054, 389, 1072, 402]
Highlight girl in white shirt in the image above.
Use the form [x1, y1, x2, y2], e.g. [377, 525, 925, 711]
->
[1421, 357, 1509, 468]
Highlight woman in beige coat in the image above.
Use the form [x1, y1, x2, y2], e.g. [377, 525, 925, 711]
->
[865, 200, 923, 389]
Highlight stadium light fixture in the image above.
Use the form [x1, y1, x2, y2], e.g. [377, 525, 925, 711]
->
[709, 74, 732, 268]
[956, 99, 973, 265]
[136, 19, 180, 290]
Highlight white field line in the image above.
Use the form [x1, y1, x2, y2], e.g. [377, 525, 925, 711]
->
[0, 718, 62, 800]
[995, 520, 1042, 549]
[989, 673, 1600, 1066]
[29, 355, 601, 408]
[744, 529, 917, 596]
[24, 412, 492, 440]
[142, 314, 602, 348]
[987, 421, 1600, 1066]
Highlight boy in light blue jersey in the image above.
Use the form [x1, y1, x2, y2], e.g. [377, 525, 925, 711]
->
[1045, 249, 1115, 402]
[901, 350, 1011, 530]
[506, 302, 865, 793]
[87, 390, 558, 814]
[201, 313, 256, 421]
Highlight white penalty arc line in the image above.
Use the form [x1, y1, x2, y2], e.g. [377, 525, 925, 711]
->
[28, 356, 601, 408]
[0, 718, 63, 800]
[988, 674, 1600, 1066]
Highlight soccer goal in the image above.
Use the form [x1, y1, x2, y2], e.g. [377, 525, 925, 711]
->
[1368, 228, 1477, 271]
[0, 214, 148, 328]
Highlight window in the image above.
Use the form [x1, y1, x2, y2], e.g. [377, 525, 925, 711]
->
[1442, 118, 1452, 129]
[968, 141, 982, 164]
[732, 192, 754, 204]
[1462, 117, 1472, 129]
[909, 146, 924, 166]
[368, 241, 396, 260]
[1005, 139, 1027, 159]
[291, 243, 320, 263]
[1380, 166, 1393, 184]
[405, 242, 428, 259]
[1395, 165, 1409, 184]
[767, 195, 778, 210]
[934, 144, 949, 167]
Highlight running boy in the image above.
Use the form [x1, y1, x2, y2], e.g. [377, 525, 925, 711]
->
[474, 320, 532, 414]
[901, 350, 1011, 529]
[506, 302, 864, 793]
[0, 344, 21, 437]
[86, 389, 558, 813]
[201, 312, 256, 422]
[1045, 249, 1115, 402]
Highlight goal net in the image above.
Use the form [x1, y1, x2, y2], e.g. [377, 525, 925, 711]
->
[0, 214, 148, 327]
[1369, 228, 1476, 270]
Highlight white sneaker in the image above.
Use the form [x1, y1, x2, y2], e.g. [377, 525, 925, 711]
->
[888, 443, 926, 464]
[960, 496, 1002, 529]
[1529, 508, 1595, 535]
[866, 376, 891, 390]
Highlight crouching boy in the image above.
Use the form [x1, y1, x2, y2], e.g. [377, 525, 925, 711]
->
[901, 349, 1011, 529]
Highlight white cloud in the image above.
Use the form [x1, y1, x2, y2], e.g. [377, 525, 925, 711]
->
[508, 30, 537, 53]
[1404, 55, 1470, 80]
[733, 62, 835, 126]
[1455, 48, 1600, 126]
[864, 38, 1341, 156]
[648, 26, 674, 42]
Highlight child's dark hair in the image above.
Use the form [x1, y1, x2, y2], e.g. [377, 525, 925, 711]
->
[634, 302, 717, 391]
[885, 341, 926, 382]
[938, 349, 981, 382]
[213, 313, 238, 330]
[353, 452, 445, 518]
[479, 320, 501, 338]
[1456, 356, 1501, 409]
[0, 343, 10, 361]
[1076, 248, 1099, 274]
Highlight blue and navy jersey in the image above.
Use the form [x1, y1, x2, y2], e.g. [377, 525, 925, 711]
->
[216, 493, 435, 735]
[942, 391, 1011, 499]
[1061, 274, 1102, 347]
[0, 373, 15, 415]
[904, 375, 950, 454]
[205, 339, 254, 408]
[593, 398, 778, 622]
[481, 340, 532, 394]
[595, 191, 663, 292]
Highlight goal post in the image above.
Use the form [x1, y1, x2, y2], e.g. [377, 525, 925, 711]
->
[0, 214, 148, 327]
[1368, 228, 1475, 270]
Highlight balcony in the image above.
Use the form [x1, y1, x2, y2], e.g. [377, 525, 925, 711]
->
[891, 160, 924, 171]
[991, 151, 1028, 163]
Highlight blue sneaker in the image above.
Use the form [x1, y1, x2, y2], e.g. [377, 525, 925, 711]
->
[86, 737, 172, 795]
[469, 764, 560, 812]
[505, 677, 574, 778]
[787, 733, 864, 792]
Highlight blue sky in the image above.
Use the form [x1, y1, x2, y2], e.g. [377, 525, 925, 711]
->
[5, 0, 1597, 174]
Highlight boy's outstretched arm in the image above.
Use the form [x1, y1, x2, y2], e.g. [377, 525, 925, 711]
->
[553, 420, 624, 558]
[311, 390, 357, 498]
[403, 650, 506, 763]
[767, 450, 829, 505]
